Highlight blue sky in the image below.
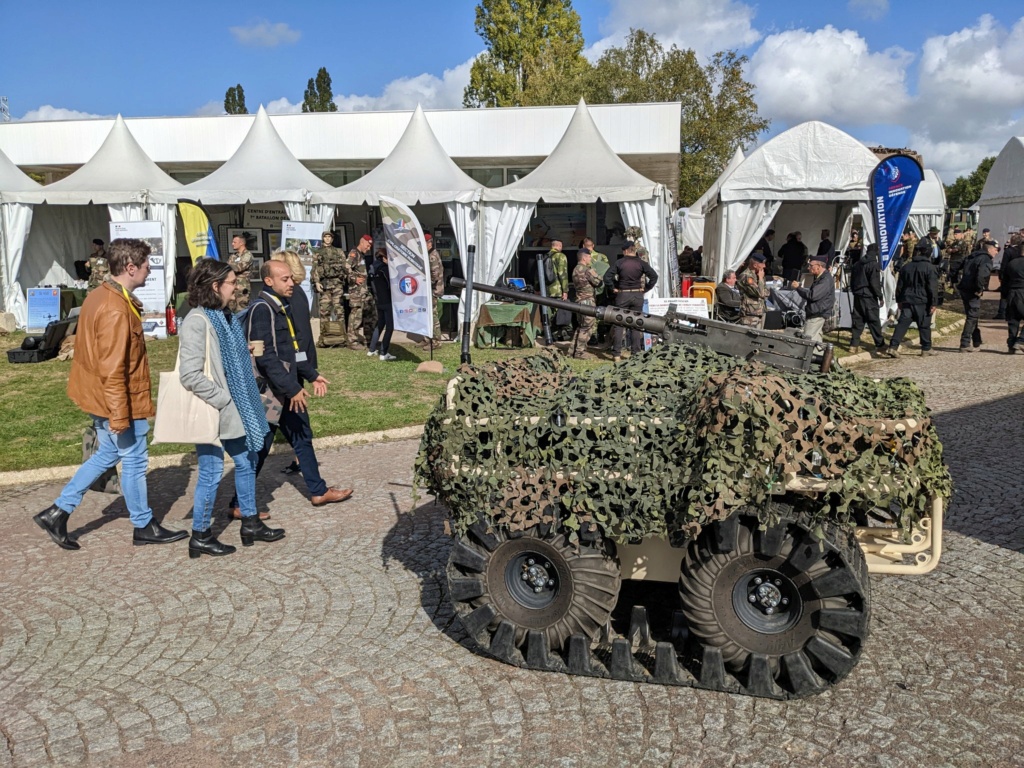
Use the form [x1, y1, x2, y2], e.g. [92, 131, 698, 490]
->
[3, 0, 1024, 179]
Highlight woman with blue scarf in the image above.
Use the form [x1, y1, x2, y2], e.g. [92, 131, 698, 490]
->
[179, 259, 285, 557]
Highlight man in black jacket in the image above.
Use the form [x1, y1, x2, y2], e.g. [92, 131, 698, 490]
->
[848, 244, 887, 353]
[604, 240, 658, 360]
[957, 240, 996, 352]
[791, 253, 834, 343]
[1001, 244, 1024, 352]
[884, 243, 938, 357]
[245, 261, 354, 507]
[779, 232, 808, 281]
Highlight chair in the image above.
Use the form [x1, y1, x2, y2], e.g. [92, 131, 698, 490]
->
[689, 282, 716, 318]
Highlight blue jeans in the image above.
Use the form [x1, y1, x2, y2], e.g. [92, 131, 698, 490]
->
[193, 436, 258, 531]
[55, 417, 152, 528]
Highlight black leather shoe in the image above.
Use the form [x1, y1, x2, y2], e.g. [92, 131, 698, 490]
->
[132, 520, 189, 546]
[239, 515, 285, 547]
[33, 504, 80, 551]
[188, 529, 236, 559]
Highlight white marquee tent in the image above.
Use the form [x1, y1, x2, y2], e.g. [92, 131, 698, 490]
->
[677, 146, 744, 250]
[0, 146, 43, 325]
[478, 100, 674, 307]
[907, 169, 946, 237]
[977, 136, 1024, 242]
[703, 121, 880, 281]
[2, 115, 182, 327]
[179, 105, 336, 228]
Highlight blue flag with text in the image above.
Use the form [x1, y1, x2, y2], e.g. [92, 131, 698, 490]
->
[870, 154, 924, 270]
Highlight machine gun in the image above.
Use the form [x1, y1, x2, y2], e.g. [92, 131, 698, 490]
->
[451, 277, 834, 374]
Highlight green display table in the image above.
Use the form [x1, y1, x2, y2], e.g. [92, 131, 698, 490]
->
[474, 301, 539, 348]
[59, 288, 88, 318]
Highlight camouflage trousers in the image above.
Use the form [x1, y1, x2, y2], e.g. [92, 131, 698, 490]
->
[363, 292, 377, 341]
[739, 314, 765, 330]
[347, 291, 366, 345]
[318, 285, 346, 323]
[432, 296, 442, 341]
[571, 300, 597, 356]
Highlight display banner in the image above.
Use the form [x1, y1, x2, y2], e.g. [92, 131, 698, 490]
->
[870, 154, 924, 270]
[281, 221, 321, 311]
[26, 288, 60, 331]
[178, 200, 220, 264]
[110, 220, 168, 338]
[378, 196, 432, 337]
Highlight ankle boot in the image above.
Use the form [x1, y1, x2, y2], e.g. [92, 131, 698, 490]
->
[239, 515, 285, 547]
[33, 504, 80, 551]
[133, 519, 189, 546]
[188, 529, 237, 559]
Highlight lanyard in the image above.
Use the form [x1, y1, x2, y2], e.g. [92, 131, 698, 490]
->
[118, 284, 141, 320]
[263, 294, 300, 351]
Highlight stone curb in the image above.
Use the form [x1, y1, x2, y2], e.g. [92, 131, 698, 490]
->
[839, 317, 967, 365]
[0, 424, 425, 489]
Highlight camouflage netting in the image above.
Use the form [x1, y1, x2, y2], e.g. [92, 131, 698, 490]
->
[414, 345, 952, 545]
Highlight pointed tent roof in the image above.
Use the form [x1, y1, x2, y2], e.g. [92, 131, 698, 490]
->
[693, 146, 744, 214]
[482, 99, 662, 203]
[717, 121, 879, 203]
[180, 106, 335, 204]
[911, 169, 946, 216]
[323, 106, 482, 205]
[0, 144, 43, 200]
[9, 115, 182, 204]
[978, 136, 1024, 206]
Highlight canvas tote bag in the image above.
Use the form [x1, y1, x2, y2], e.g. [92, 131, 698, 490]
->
[152, 323, 221, 445]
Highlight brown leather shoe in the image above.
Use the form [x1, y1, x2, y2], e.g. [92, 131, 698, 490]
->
[229, 507, 271, 521]
[311, 487, 354, 506]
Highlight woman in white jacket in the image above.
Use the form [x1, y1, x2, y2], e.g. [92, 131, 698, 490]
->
[178, 259, 285, 557]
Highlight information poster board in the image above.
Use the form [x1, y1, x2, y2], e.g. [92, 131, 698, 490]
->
[643, 297, 709, 351]
[110, 221, 168, 338]
[26, 288, 61, 332]
[282, 221, 321, 311]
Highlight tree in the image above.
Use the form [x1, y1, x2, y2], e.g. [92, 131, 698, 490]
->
[464, 0, 589, 107]
[224, 84, 248, 115]
[303, 67, 338, 113]
[583, 29, 769, 206]
[945, 156, 995, 209]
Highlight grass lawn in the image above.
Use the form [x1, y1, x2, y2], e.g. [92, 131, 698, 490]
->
[0, 294, 969, 472]
[0, 332, 605, 473]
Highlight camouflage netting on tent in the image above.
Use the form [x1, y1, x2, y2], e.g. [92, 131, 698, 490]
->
[414, 346, 952, 545]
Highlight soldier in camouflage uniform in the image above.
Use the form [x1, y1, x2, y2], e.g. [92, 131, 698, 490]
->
[737, 253, 770, 329]
[943, 228, 970, 295]
[312, 231, 349, 346]
[346, 234, 373, 348]
[227, 234, 253, 312]
[582, 237, 608, 276]
[545, 240, 570, 339]
[426, 233, 444, 348]
[570, 249, 603, 359]
[86, 239, 109, 291]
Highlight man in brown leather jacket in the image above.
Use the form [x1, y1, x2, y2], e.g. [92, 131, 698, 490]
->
[33, 238, 188, 551]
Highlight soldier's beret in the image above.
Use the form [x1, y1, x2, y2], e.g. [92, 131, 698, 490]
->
[623, 240, 636, 250]
[749, 252, 766, 263]
[360, 234, 373, 243]
[322, 230, 333, 238]
[92, 238, 104, 246]
[424, 233, 432, 242]
[578, 248, 592, 256]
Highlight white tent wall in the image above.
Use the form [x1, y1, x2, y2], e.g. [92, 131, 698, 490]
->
[705, 200, 782, 280]
[978, 137, 1024, 241]
[1, 203, 33, 327]
[907, 170, 946, 238]
[21, 204, 109, 290]
[620, 192, 672, 299]
[283, 203, 335, 230]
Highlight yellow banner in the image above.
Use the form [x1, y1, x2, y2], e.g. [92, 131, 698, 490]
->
[178, 201, 220, 264]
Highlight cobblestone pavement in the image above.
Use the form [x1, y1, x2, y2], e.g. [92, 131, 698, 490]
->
[1, 314, 1022, 768]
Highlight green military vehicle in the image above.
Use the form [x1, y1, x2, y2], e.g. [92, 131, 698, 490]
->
[415, 281, 950, 699]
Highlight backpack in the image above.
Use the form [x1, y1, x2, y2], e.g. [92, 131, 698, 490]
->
[543, 254, 556, 284]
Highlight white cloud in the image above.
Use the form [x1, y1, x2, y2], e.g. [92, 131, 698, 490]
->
[229, 20, 301, 48]
[749, 26, 912, 125]
[909, 15, 1024, 179]
[265, 97, 303, 115]
[332, 56, 475, 111]
[18, 105, 109, 122]
[193, 100, 224, 117]
[589, 0, 760, 60]
[848, 0, 888, 21]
